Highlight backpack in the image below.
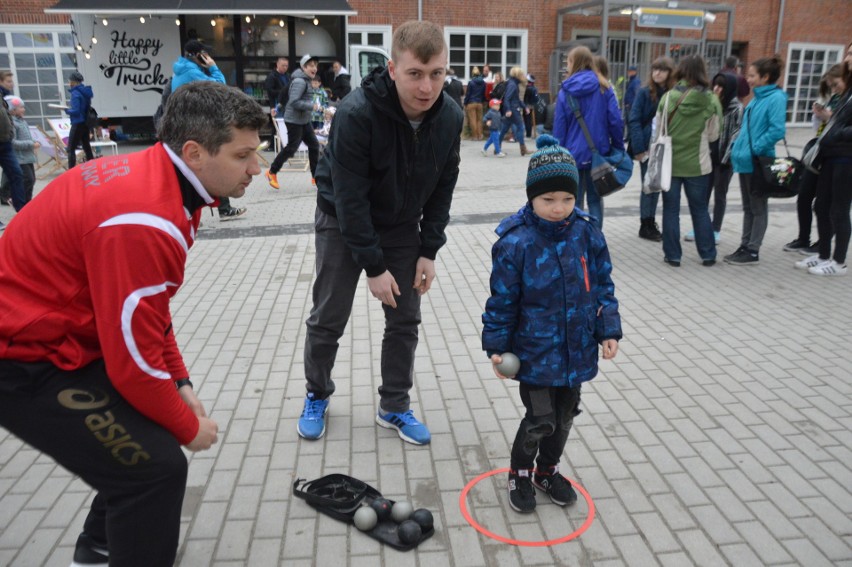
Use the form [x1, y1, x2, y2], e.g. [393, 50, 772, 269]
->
[152, 77, 173, 131]
[86, 105, 99, 129]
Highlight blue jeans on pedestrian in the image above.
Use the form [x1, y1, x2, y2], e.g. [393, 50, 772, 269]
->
[637, 159, 660, 220]
[0, 141, 25, 211]
[499, 111, 525, 147]
[662, 174, 716, 262]
[483, 130, 502, 154]
[577, 169, 603, 230]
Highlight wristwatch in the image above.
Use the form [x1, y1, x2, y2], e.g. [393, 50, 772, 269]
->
[175, 378, 194, 390]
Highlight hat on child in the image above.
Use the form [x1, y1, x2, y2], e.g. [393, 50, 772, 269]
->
[69, 71, 84, 83]
[300, 53, 319, 67]
[525, 135, 579, 200]
[488, 98, 501, 109]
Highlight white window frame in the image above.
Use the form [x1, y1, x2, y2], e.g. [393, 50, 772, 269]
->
[444, 26, 528, 83]
[347, 24, 392, 53]
[0, 24, 76, 131]
[785, 42, 844, 126]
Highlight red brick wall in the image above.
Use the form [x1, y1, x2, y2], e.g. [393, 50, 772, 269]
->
[0, 0, 68, 25]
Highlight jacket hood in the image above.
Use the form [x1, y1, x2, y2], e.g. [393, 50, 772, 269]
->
[72, 84, 94, 100]
[753, 83, 786, 101]
[334, 66, 349, 77]
[712, 72, 738, 108]
[173, 57, 202, 77]
[292, 68, 312, 82]
[496, 204, 588, 237]
[361, 66, 446, 123]
[561, 69, 603, 98]
[668, 82, 712, 117]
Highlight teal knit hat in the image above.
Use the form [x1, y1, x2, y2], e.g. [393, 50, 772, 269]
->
[526, 134, 579, 201]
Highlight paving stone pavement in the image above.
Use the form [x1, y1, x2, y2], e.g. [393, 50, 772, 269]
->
[1, 128, 851, 567]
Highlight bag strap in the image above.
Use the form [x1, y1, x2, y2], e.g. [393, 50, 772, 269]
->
[665, 88, 691, 132]
[566, 94, 598, 153]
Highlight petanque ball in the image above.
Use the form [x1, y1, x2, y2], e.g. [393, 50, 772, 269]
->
[410, 508, 434, 532]
[391, 500, 414, 523]
[495, 352, 521, 377]
[370, 497, 392, 521]
[397, 519, 423, 545]
[353, 506, 378, 531]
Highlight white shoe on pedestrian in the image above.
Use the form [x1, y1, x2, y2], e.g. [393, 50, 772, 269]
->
[795, 254, 829, 270]
[808, 260, 847, 276]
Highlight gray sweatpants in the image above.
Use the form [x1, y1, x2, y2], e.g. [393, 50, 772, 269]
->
[739, 172, 769, 252]
[303, 209, 422, 413]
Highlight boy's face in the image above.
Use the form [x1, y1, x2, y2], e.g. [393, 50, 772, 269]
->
[531, 191, 576, 222]
[302, 61, 318, 79]
[311, 79, 321, 88]
[388, 48, 447, 120]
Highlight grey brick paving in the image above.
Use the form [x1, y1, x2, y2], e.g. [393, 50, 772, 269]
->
[1, 128, 851, 565]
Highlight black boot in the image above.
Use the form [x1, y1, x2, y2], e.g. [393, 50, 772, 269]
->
[639, 218, 662, 241]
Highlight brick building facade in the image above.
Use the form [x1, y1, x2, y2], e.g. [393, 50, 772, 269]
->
[1, 0, 850, 126]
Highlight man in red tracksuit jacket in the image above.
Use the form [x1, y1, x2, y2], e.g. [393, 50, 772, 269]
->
[0, 81, 266, 566]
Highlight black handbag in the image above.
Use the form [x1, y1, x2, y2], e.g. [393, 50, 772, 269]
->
[747, 110, 802, 199]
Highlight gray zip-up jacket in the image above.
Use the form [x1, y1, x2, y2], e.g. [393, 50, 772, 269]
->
[283, 69, 314, 125]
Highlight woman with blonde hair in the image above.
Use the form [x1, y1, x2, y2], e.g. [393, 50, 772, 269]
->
[553, 46, 624, 228]
[498, 66, 530, 155]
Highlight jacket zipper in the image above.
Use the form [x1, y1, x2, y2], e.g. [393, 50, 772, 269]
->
[580, 256, 590, 292]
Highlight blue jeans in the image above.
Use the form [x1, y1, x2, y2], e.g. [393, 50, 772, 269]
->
[483, 130, 502, 154]
[499, 111, 525, 147]
[0, 141, 25, 211]
[638, 159, 660, 220]
[662, 174, 716, 261]
[577, 169, 603, 230]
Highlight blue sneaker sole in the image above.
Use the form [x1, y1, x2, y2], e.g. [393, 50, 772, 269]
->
[375, 414, 431, 445]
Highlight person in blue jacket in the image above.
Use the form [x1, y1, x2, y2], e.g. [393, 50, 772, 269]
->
[499, 66, 530, 155]
[553, 46, 624, 229]
[482, 135, 621, 514]
[64, 71, 94, 169]
[628, 57, 675, 241]
[725, 55, 787, 266]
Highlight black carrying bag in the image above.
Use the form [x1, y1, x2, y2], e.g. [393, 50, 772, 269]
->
[747, 109, 802, 199]
[86, 105, 99, 129]
[293, 474, 434, 551]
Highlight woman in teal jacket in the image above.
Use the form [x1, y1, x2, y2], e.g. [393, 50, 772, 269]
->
[725, 55, 787, 266]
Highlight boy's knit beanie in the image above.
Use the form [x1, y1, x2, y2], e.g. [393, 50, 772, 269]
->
[526, 135, 579, 200]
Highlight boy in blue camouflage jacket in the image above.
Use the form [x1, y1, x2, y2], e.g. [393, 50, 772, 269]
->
[482, 135, 622, 513]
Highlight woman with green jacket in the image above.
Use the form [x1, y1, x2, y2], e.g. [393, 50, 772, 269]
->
[725, 55, 787, 266]
[657, 56, 722, 267]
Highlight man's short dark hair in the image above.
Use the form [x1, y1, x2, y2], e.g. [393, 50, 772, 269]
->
[725, 56, 738, 68]
[391, 20, 446, 63]
[158, 82, 267, 155]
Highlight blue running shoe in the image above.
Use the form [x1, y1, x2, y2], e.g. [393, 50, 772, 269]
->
[298, 393, 329, 440]
[376, 409, 431, 445]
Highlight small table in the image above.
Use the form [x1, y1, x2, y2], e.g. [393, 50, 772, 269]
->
[90, 140, 119, 155]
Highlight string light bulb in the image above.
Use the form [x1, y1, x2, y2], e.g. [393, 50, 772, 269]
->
[84, 52, 91, 59]
[139, 16, 145, 23]
[76, 43, 83, 51]
[91, 37, 97, 44]
[102, 18, 108, 26]
[211, 18, 216, 26]
[245, 16, 251, 23]
[279, 19, 285, 27]
[313, 18, 319, 25]
[175, 18, 181, 26]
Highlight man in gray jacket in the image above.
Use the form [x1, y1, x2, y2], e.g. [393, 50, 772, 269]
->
[265, 54, 321, 189]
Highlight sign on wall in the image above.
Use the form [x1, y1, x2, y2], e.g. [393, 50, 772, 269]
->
[637, 8, 705, 31]
[74, 17, 180, 118]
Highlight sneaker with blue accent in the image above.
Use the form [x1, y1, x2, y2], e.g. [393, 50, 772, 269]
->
[376, 409, 431, 445]
[684, 229, 695, 241]
[297, 393, 329, 440]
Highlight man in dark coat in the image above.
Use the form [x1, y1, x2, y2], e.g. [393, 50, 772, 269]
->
[297, 21, 463, 446]
[264, 57, 290, 108]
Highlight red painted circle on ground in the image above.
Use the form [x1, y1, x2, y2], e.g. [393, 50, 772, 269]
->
[459, 467, 596, 547]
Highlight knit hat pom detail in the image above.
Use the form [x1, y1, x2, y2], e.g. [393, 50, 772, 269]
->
[536, 134, 560, 150]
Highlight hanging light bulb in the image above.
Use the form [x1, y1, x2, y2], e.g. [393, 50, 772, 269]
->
[279, 19, 285, 28]
[84, 52, 91, 59]
[76, 43, 83, 51]
[211, 18, 216, 27]
[313, 18, 319, 25]
[102, 18, 108, 26]
[139, 16, 145, 23]
[175, 18, 181, 26]
[91, 37, 98, 44]
[245, 16, 251, 23]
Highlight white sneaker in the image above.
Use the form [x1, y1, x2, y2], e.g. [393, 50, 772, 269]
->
[684, 230, 695, 241]
[480, 150, 488, 157]
[795, 254, 829, 270]
[496, 152, 507, 158]
[808, 260, 847, 276]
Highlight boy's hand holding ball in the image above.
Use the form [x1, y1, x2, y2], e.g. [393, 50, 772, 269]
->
[491, 352, 520, 379]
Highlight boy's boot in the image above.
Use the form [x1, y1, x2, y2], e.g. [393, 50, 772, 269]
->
[532, 465, 578, 506]
[507, 469, 536, 513]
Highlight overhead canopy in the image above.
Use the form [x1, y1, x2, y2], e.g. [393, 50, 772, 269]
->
[45, 0, 357, 16]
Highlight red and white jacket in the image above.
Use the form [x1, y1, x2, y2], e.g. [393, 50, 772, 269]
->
[0, 143, 213, 444]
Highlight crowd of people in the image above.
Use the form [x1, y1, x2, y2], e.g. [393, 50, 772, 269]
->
[0, 19, 850, 564]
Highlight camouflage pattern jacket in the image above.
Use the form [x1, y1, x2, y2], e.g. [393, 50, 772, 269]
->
[482, 205, 622, 387]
